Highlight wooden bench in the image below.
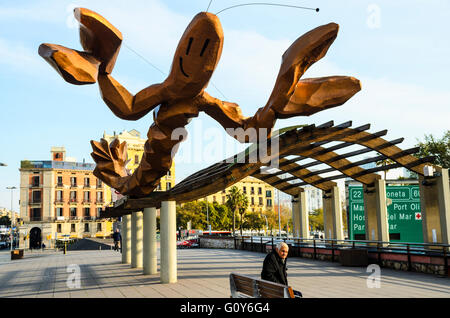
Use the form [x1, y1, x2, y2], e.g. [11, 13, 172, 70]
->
[230, 273, 298, 298]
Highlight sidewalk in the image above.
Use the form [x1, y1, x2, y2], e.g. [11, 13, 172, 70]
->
[0, 248, 448, 298]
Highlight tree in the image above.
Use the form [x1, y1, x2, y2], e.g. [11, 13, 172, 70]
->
[309, 208, 324, 231]
[0, 216, 10, 226]
[238, 197, 249, 236]
[376, 157, 396, 179]
[226, 186, 248, 236]
[244, 212, 265, 232]
[416, 131, 450, 168]
[176, 201, 232, 231]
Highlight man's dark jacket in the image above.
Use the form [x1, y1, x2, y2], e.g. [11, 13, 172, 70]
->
[261, 250, 288, 285]
[113, 232, 121, 242]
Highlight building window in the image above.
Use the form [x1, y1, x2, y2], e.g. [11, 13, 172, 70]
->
[32, 191, 42, 203]
[251, 197, 254, 205]
[267, 199, 272, 207]
[70, 207, 77, 218]
[70, 177, 77, 187]
[97, 223, 102, 232]
[167, 182, 171, 190]
[96, 179, 102, 188]
[266, 190, 272, 198]
[96, 192, 103, 203]
[251, 187, 255, 195]
[97, 208, 102, 217]
[259, 197, 263, 205]
[84, 223, 89, 233]
[84, 207, 90, 217]
[84, 177, 90, 188]
[135, 154, 139, 164]
[83, 191, 90, 203]
[57, 224, 62, 233]
[30, 208, 41, 220]
[57, 176, 63, 187]
[31, 176, 40, 187]
[70, 191, 77, 202]
[71, 224, 76, 232]
[56, 190, 63, 202]
[258, 187, 262, 195]
[167, 169, 171, 176]
[56, 207, 63, 217]
[243, 186, 246, 194]
[156, 183, 162, 191]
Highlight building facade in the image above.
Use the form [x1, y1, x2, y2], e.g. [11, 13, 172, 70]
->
[203, 176, 274, 213]
[18, 147, 113, 248]
[102, 129, 176, 203]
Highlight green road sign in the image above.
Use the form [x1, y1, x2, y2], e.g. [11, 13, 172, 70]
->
[348, 185, 423, 243]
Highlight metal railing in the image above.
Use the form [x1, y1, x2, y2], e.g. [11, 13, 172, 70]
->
[234, 235, 450, 271]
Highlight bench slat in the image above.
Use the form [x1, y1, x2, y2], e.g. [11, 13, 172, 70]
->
[230, 273, 298, 299]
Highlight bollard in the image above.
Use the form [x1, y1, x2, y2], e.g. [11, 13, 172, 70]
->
[63, 241, 67, 254]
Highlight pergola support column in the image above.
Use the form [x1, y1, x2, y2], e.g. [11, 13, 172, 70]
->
[322, 185, 344, 240]
[419, 167, 450, 248]
[160, 201, 177, 283]
[292, 189, 309, 239]
[143, 207, 158, 275]
[131, 211, 143, 268]
[363, 179, 389, 245]
[121, 214, 131, 264]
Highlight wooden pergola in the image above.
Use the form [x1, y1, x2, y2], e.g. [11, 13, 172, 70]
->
[100, 120, 433, 218]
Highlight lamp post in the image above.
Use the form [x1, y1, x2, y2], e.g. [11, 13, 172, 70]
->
[6, 186, 17, 251]
[0, 163, 7, 166]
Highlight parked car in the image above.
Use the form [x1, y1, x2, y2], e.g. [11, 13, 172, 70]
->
[176, 238, 199, 249]
[0, 241, 7, 249]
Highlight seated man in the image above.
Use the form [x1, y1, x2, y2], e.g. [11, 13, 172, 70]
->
[261, 242, 302, 297]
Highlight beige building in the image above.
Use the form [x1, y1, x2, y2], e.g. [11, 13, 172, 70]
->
[102, 129, 176, 204]
[0, 208, 19, 222]
[203, 176, 274, 213]
[18, 147, 113, 249]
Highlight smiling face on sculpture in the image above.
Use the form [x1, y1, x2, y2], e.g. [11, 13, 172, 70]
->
[165, 12, 224, 98]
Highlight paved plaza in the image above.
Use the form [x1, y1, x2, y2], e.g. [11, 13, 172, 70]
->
[0, 248, 448, 298]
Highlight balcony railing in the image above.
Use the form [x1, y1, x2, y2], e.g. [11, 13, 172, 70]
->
[28, 216, 54, 222]
[69, 198, 78, 203]
[30, 184, 41, 188]
[84, 216, 94, 221]
[29, 200, 42, 204]
[54, 199, 64, 204]
[55, 216, 66, 221]
[56, 183, 64, 188]
[82, 199, 91, 204]
[70, 184, 77, 188]
[95, 200, 104, 204]
[69, 216, 78, 220]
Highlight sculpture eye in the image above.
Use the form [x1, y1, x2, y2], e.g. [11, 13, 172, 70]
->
[186, 37, 193, 55]
[200, 39, 210, 57]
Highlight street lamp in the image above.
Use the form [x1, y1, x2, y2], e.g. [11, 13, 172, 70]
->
[0, 163, 7, 166]
[6, 186, 17, 251]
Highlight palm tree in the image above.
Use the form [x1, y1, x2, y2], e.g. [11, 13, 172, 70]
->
[238, 196, 249, 236]
[226, 186, 248, 236]
[376, 156, 396, 179]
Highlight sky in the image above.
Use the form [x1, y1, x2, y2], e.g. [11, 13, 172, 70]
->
[0, 0, 449, 212]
